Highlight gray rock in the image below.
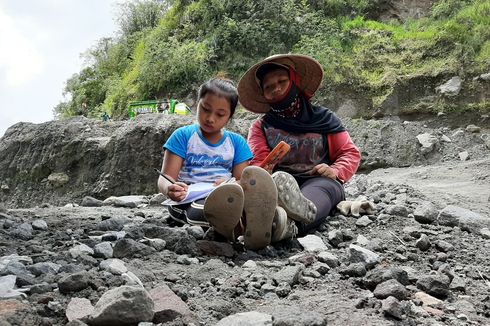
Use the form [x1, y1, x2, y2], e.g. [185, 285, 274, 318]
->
[0, 254, 33, 268]
[362, 267, 410, 290]
[458, 151, 469, 161]
[373, 279, 408, 300]
[339, 263, 366, 277]
[186, 225, 205, 239]
[481, 228, 490, 239]
[297, 235, 328, 253]
[96, 217, 131, 232]
[416, 272, 451, 299]
[275, 282, 291, 298]
[143, 238, 166, 251]
[272, 310, 327, 326]
[355, 216, 373, 227]
[440, 134, 451, 143]
[176, 255, 199, 265]
[58, 271, 90, 293]
[415, 234, 431, 251]
[10, 223, 33, 240]
[99, 259, 127, 275]
[413, 202, 438, 224]
[438, 205, 489, 232]
[47, 172, 70, 187]
[381, 296, 403, 320]
[385, 205, 409, 217]
[377, 213, 392, 224]
[449, 275, 466, 292]
[31, 219, 48, 231]
[89, 286, 154, 325]
[80, 196, 104, 207]
[70, 244, 95, 258]
[28, 262, 61, 276]
[453, 299, 476, 317]
[0, 261, 35, 286]
[3, 218, 14, 228]
[327, 230, 343, 247]
[465, 124, 481, 133]
[317, 251, 340, 268]
[348, 244, 380, 269]
[29, 282, 53, 294]
[435, 240, 454, 252]
[476, 72, 490, 80]
[242, 260, 257, 269]
[215, 311, 272, 326]
[273, 265, 303, 286]
[149, 193, 166, 206]
[356, 234, 370, 246]
[414, 291, 443, 307]
[103, 195, 149, 208]
[312, 262, 330, 275]
[94, 242, 113, 259]
[436, 76, 462, 96]
[398, 266, 419, 283]
[149, 284, 196, 324]
[113, 238, 156, 258]
[66, 297, 94, 322]
[101, 231, 126, 241]
[197, 240, 234, 257]
[416, 133, 438, 154]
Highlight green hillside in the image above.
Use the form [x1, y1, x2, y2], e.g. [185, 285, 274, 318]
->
[54, 0, 490, 119]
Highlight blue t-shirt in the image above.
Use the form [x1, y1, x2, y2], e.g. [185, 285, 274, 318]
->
[163, 124, 253, 184]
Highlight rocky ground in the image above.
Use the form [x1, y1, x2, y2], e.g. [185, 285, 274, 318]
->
[0, 114, 489, 326]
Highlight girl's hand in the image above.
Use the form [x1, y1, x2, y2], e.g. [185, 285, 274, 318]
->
[309, 163, 337, 180]
[213, 178, 226, 186]
[167, 182, 189, 202]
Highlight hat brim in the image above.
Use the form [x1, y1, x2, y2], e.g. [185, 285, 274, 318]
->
[237, 54, 324, 114]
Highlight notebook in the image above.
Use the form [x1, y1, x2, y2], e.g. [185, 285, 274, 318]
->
[161, 177, 236, 206]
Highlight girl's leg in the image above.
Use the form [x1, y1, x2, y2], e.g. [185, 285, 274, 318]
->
[241, 166, 277, 250]
[297, 177, 345, 234]
[186, 199, 209, 227]
[167, 204, 191, 224]
[203, 183, 244, 241]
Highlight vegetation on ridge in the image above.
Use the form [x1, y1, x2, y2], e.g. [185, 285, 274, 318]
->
[54, 0, 490, 119]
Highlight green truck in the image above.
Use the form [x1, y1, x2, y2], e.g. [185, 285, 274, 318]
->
[128, 99, 191, 118]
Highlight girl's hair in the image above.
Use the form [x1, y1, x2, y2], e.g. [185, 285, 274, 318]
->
[198, 78, 239, 117]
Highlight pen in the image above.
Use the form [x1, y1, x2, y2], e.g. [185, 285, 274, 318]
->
[154, 168, 175, 184]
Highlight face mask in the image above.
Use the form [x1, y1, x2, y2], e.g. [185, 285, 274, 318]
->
[268, 82, 301, 118]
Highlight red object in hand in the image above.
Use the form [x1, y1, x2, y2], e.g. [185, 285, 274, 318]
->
[259, 141, 291, 173]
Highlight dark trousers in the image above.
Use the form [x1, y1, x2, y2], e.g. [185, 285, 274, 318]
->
[296, 177, 345, 234]
[167, 198, 206, 224]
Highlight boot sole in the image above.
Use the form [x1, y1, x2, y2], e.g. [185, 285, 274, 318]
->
[272, 171, 316, 224]
[204, 184, 244, 241]
[241, 166, 277, 250]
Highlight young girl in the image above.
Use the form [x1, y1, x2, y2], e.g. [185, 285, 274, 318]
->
[157, 77, 255, 238]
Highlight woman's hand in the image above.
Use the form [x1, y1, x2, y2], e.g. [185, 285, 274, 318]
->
[309, 163, 337, 180]
[167, 182, 189, 202]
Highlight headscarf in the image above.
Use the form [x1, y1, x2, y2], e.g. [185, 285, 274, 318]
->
[262, 67, 345, 134]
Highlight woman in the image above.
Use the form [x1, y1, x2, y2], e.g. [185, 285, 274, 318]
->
[237, 54, 361, 235]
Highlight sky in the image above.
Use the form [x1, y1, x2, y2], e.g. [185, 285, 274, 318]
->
[0, 0, 123, 138]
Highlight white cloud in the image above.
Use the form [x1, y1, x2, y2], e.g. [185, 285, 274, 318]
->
[0, 6, 44, 87]
[0, 0, 121, 138]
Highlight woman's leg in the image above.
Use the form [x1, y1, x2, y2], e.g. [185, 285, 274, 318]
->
[297, 177, 345, 234]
